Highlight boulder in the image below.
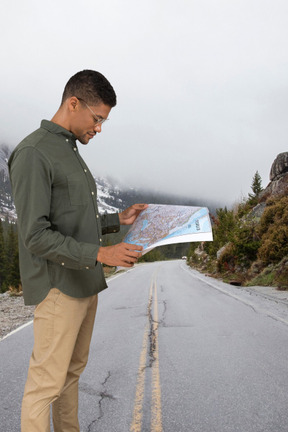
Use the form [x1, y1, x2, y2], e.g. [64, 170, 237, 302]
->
[217, 244, 228, 260]
[270, 152, 288, 181]
[259, 152, 288, 201]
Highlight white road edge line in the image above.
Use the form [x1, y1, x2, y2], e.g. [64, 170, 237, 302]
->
[0, 268, 135, 342]
[108, 266, 136, 282]
[0, 320, 33, 342]
[180, 263, 288, 327]
[0, 264, 191, 341]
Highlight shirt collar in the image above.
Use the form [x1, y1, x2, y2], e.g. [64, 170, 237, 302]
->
[40, 120, 77, 142]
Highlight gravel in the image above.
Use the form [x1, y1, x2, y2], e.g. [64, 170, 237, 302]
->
[0, 292, 35, 340]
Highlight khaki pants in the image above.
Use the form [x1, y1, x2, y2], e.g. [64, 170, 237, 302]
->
[21, 288, 98, 432]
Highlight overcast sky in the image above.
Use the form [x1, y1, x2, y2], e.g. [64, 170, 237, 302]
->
[1, 0, 287, 207]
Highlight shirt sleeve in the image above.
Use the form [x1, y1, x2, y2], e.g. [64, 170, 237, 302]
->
[101, 213, 120, 235]
[9, 147, 100, 270]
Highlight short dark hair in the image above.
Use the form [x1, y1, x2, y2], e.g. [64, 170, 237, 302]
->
[61, 70, 117, 107]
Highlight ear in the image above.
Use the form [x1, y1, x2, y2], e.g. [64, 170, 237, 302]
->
[67, 96, 79, 113]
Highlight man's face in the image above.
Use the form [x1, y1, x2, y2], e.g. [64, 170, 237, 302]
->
[71, 100, 111, 145]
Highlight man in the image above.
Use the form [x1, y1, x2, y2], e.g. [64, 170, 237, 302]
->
[8, 70, 146, 432]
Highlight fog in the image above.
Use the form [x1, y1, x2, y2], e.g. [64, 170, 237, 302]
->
[1, 0, 287, 207]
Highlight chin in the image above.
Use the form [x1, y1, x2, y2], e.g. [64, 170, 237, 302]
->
[77, 136, 90, 145]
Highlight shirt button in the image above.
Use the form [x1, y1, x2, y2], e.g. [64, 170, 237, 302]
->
[85, 267, 89, 270]
[61, 262, 65, 266]
[84, 169, 87, 173]
[73, 147, 77, 151]
[96, 215, 99, 219]
[100, 239, 102, 242]
[66, 139, 69, 142]
[91, 191, 95, 196]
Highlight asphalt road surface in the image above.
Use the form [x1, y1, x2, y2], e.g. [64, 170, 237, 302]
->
[1, 260, 288, 432]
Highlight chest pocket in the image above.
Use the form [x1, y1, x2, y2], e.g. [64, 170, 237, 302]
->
[67, 171, 91, 206]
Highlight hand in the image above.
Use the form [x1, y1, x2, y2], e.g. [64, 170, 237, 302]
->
[119, 203, 148, 226]
[97, 242, 143, 267]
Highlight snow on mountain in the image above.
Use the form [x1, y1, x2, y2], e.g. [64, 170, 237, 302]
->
[95, 176, 123, 214]
[0, 145, 10, 177]
[0, 145, 16, 221]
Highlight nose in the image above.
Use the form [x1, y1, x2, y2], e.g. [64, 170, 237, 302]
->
[94, 124, 102, 133]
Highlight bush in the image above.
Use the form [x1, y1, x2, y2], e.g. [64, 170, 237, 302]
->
[232, 223, 261, 265]
[257, 196, 288, 265]
[215, 220, 261, 273]
[274, 257, 288, 289]
[204, 207, 236, 258]
[258, 227, 288, 264]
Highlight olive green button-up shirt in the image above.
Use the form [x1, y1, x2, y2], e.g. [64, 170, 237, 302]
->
[8, 120, 120, 305]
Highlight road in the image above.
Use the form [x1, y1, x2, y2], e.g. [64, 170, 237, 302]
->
[1, 260, 288, 432]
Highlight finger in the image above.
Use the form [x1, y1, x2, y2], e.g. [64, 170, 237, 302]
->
[124, 246, 142, 255]
[125, 251, 142, 261]
[133, 203, 148, 209]
[123, 242, 143, 251]
[119, 259, 135, 267]
[134, 205, 148, 213]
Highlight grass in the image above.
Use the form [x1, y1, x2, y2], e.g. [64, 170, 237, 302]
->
[246, 267, 276, 287]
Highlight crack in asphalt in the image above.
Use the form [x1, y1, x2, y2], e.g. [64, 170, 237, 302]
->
[86, 371, 116, 432]
[147, 295, 157, 368]
[147, 291, 166, 367]
[159, 300, 167, 327]
[146, 284, 167, 369]
[244, 288, 288, 306]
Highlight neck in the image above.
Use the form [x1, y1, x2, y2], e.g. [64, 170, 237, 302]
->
[51, 107, 70, 131]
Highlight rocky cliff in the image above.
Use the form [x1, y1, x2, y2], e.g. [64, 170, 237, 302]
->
[260, 152, 288, 201]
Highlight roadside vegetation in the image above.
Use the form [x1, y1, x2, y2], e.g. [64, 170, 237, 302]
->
[0, 219, 21, 294]
[187, 172, 288, 289]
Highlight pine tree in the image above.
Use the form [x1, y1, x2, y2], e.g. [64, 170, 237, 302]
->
[248, 171, 263, 203]
[4, 224, 21, 292]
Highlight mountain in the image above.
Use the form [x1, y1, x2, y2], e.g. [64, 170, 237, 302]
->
[0, 145, 15, 221]
[0, 144, 219, 221]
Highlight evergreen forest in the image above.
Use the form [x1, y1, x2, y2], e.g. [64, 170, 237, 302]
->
[0, 219, 20, 293]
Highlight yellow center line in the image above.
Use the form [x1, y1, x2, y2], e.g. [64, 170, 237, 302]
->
[130, 270, 163, 432]
[130, 282, 153, 432]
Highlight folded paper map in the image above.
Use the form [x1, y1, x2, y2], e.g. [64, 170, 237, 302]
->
[123, 204, 213, 255]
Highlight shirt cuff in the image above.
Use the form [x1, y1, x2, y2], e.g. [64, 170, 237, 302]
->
[101, 213, 120, 235]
